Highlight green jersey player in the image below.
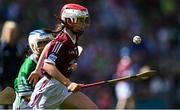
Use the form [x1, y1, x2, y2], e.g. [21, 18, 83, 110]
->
[13, 29, 53, 109]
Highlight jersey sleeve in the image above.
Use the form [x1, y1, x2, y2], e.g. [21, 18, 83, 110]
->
[14, 57, 36, 96]
[44, 41, 62, 65]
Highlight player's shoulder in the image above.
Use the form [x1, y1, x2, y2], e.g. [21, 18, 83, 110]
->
[19, 55, 36, 71]
[54, 31, 69, 43]
[26, 54, 37, 64]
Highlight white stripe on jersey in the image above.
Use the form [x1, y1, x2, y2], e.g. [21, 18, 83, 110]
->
[56, 42, 62, 54]
[52, 41, 62, 54]
[52, 41, 58, 52]
[54, 42, 60, 53]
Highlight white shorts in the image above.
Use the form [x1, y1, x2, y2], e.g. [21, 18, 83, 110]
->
[115, 82, 132, 100]
[28, 76, 72, 109]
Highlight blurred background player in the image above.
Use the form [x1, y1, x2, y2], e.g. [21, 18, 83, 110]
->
[0, 21, 23, 109]
[28, 3, 98, 109]
[13, 29, 53, 109]
[0, 21, 22, 90]
[114, 47, 133, 109]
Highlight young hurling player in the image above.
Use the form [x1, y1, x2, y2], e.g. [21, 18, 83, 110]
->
[28, 4, 98, 109]
[13, 30, 53, 109]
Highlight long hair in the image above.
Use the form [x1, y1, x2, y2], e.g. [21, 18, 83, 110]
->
[43, 15, 66, 37]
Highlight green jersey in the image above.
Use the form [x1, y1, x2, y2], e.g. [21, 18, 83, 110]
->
[14, 54, 38, 96]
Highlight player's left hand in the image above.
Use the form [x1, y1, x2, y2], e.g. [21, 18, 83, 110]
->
[68, 63, 78, 72]
[28, 71, 42, 87]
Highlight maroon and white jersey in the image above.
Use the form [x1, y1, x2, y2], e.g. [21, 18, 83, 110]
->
[43, 30, 79, 78]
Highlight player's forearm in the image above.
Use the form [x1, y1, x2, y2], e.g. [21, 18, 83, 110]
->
[35, 43, 49, 74]
[35, 54, 45, 74]
[43, 62, 71, 87]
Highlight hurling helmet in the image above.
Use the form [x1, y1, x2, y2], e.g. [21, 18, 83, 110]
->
[28, 29, 53, 54]
[60, 4, 89, 24]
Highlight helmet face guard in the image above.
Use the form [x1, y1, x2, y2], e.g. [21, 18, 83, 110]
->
[61, 8, 89, 23]
[36, 40, 51, 47]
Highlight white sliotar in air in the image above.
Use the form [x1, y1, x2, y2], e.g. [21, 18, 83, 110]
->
[133, 35, 141, 44]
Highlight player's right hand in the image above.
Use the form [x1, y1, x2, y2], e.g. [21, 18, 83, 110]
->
[67, 82, 83, 92]
[28, 70, 42, 87]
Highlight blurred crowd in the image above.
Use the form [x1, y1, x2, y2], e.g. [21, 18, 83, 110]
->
[0, 0, 180, 109]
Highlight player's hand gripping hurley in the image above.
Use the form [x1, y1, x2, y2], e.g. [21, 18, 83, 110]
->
[81, 70, 156, 89]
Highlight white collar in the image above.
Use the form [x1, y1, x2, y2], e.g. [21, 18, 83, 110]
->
[63, 28, 76, 44]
